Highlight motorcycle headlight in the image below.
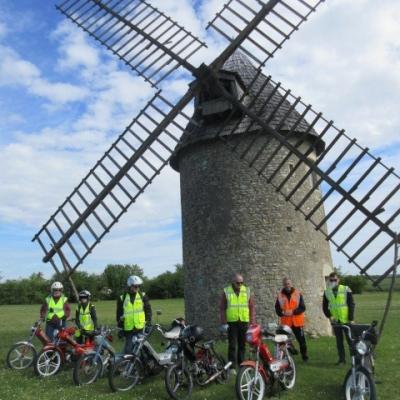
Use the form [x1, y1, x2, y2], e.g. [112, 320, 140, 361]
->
[356, 340, 368, 355]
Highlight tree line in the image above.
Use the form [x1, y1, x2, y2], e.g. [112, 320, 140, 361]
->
[0, 264, 184, 305]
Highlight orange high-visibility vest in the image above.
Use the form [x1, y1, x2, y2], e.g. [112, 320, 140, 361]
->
[277, 289, 305, 327]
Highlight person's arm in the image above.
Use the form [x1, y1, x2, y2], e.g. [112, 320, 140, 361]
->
[40, 302, 48, 319]
[64, 302, 71, 320]
[275, 297, 283, 317]
[116, 295, 123, 327]
[90, 305, 98, 329]
[322, 293, 331, 318]
[347, 289, 355, 322]
[220, 292, 227, 324]
[248, 294, 256, 324]
[75, 309, 81, 329]
[142, 294, 152, 324]
[293, 294, 306, 315]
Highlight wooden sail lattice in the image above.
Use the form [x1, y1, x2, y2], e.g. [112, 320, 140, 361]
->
[33, 0, 399, 287]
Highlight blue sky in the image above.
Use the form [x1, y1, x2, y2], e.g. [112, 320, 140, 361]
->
[1, 0, 400, 281]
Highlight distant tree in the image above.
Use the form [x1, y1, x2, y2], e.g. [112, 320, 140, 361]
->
[102, 264, 146, 299]
[145, 264, 184, 299]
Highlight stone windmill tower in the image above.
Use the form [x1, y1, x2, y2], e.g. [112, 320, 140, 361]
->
[34, 0, 400, 342]
[171, 52, 333, 335]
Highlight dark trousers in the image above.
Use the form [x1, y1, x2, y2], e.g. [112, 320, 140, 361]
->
[333, 325, 351, 362]
[123, 330, 142, 354]
[228, 321, 248, 368]
[291, 326, 307, 356]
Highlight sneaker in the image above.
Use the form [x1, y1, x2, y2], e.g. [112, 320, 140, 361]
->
[335, 360, 346, 366]
[229, 368, 237, 376]
[302, 354, 309, 362]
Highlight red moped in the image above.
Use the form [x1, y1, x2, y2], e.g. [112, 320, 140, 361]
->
[34, 325, 95, 377]
[235, 323, 296, 400]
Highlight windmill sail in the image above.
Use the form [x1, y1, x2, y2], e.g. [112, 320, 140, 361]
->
[57, 0, 206, 86]
[204, 53, 399, 285]
[208, 0, 324, 69]
[33, 90, 195, 273]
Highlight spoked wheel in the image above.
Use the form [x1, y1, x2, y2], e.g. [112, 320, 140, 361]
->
[108, 357, 142, 392]
[34, 349, 62, 377]
[6, 343, 37, 370]
[344, 367, 377, 400]
[73, 353, 103, 386]
[280, 354, 296, 390]
[236, 365, 266, 400]
[165, 362, 193, 400]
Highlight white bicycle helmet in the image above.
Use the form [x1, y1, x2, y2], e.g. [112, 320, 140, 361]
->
[127, 275, 143, 287]
[51, 281, 63, 291]
[78, 290, 91, 299]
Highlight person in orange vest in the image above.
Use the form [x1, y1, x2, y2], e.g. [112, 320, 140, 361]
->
[275, 277, 308, 361]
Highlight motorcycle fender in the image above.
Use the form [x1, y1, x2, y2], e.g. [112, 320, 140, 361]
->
[41, 344, 65, 362]
[13, 341, 34, 347]
[239, 360, 269, 383]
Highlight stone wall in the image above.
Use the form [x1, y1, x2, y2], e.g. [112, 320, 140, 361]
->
[176, 132, 333, 336]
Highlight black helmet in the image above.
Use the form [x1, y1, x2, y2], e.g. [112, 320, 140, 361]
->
[276, 325, 293, 336]
[182, 325, 204, 343]
[170, 317, 186, 329]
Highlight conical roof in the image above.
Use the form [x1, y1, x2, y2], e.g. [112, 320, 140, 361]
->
[170, 51, 323, 171]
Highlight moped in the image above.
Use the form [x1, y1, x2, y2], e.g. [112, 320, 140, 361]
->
[235, 323, 296, 400]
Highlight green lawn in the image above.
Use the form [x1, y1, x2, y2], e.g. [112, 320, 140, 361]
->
[0, 293, 398, 399]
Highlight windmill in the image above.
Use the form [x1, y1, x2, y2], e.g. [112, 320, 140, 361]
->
[33, 0, 399, 334]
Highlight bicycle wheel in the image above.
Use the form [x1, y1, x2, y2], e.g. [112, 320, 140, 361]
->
[73, 353, 103, 386]
[108, 357, 142, 392]
[34, 349, 62, 377]
[165, 362, 193, 400]
[280, 354, 296, 390]
[6, 343, 37, 370]
[344, 366, 377, 400]
[236, 365, 265, 400]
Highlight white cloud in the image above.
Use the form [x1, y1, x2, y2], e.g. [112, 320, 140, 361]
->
[0, 45, 89, 104]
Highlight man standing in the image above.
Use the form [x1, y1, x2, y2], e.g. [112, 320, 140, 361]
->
[117, 275, 152, 354]
[220, 273, 256, 370]
[40, 281, 70, 340]
[275, 277, 308, 361]
[323, 271, 355, 365]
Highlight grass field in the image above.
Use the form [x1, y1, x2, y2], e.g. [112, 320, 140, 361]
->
[0, 293, 398, 400]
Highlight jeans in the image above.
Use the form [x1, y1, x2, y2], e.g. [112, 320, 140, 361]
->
[45, 319, 66, 342]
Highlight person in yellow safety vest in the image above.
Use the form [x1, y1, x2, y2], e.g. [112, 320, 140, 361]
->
[323, 271, 355, 365]
[39, 281, 70, 341]
[275, 277, 308, 361]
[220, 273, 256, 371]
[75, 290, 98, 344]
[116, 275, 152, 354]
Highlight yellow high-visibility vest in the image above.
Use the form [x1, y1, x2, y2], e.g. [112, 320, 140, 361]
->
[46, 295, 67, 320]
[75, 303, 95, 337]
[325, 285, 349, 323]
[224, 285, 250, 323]
[121, 292, 145, 330]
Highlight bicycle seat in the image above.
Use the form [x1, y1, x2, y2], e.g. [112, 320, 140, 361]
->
[163, 326, 181, 340]
[272, 334, 288, 343]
